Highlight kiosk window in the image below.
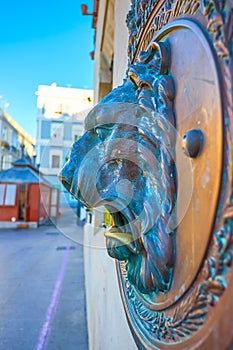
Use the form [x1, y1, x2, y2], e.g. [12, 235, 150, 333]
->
[0, 184, 17, 206]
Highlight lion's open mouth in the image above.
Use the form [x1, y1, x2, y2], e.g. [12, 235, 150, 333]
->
[104, 208, 143, 254]
[104, 227, 136, 253]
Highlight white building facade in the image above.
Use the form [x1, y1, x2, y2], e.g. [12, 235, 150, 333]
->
[0, 110, 35, 171]
[35, 83, 93, 209]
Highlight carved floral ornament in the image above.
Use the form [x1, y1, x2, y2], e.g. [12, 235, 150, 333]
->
[59, 0, 233, 348]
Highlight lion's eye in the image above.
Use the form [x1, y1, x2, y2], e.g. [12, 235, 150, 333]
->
[94, 124, 114, 140]
[93, 127, 106, 140]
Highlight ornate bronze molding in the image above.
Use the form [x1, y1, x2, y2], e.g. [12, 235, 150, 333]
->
[59, 0, 233, 348]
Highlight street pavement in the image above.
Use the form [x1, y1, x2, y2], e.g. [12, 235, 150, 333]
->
[0, 216, 88, 350]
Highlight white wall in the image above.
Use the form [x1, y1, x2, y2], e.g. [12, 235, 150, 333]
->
[83, 1, 137, 349]
[113, 1, 131, 87]
[84, 224, 136, 350]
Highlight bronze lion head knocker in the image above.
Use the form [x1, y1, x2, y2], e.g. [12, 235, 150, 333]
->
[58, 41, 176, 295]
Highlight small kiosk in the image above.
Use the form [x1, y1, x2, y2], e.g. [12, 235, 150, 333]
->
[0, 158, 59, 228]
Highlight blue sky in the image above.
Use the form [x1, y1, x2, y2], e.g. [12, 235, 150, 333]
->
[0, 0, 94, 138]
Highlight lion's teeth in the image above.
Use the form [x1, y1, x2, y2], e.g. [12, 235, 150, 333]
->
[104, 229, 138, 253]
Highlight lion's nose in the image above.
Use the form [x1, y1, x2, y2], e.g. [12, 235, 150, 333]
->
[57, 173, 71, 192]
[57, 162, 73, 192]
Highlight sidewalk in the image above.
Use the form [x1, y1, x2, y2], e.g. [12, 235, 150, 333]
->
[56, 207, 85, 246]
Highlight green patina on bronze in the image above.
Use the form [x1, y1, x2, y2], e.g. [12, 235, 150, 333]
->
[59, 41, 176, 295]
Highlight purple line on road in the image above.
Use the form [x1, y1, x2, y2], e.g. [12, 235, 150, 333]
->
[36, 246, 71, 350]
